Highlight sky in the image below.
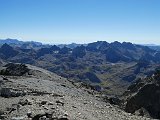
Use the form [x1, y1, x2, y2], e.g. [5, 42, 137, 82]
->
[0, 0, 160, 44]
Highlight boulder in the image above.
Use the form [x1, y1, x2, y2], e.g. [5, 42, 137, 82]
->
[56, 100, 64, 106]
[41, 101, 48, 105]
[18, 99, 32, 106]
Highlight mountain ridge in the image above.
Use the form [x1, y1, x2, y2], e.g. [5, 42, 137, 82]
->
[0, 40, 159, 95]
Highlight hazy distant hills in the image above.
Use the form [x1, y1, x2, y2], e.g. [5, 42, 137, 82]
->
[148, 46, 160, 51]
[0, 38, 24, 44]
[0, 38, 48, 50]
[0, 38, 42, 45]
[141, 44, 160, 51]
[57, 43, 87, 49]
[0, 39, 160, 95]
[1, 38, 159, 51]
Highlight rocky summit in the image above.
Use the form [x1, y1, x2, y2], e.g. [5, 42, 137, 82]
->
[0, 63, 153, 120]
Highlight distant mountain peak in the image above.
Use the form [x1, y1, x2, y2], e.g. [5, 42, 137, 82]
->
[0, 38, 23, 44]
[1, 43, 13, 49]
[0, 43, 19, 59]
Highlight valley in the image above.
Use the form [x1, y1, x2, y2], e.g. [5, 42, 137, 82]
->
[0, 39, 159, 95]
[0, 39, 160, 119]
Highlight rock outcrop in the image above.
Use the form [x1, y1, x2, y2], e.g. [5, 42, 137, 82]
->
[0, 63, 29, 76]
[72, 45, 86, 58]
[0, 88, 26, 98]
[123, 70, 160, 119]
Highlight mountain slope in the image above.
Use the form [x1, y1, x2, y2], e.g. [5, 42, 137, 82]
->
[0, 63, 152, 120]
[0, 44, 19, 59]
[122, 70, 160, 119]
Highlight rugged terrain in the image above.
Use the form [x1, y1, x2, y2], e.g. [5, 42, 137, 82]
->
[0, 40, 160, 95]
[121, 69, 160, 119]
[0, 39, 160, 119]
[0, 63, 153, 120]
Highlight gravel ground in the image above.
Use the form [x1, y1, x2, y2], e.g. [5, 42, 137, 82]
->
[0, 64, 155, 120]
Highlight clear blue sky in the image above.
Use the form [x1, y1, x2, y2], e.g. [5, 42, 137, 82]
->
[0, 0, 160, 44]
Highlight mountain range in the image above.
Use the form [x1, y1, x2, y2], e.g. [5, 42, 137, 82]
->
[0, 39, 160, 95]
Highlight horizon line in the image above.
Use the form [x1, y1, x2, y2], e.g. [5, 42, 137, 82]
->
[0, 38, 160, 46]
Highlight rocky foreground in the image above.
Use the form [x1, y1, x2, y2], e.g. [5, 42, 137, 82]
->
[0, 63, 154, 120]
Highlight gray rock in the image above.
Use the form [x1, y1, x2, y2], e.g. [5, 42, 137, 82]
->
[56, 100, 64, 106]
[18, 99, 32, 106]
[0, 88, 12, 97]
[41, 101, 47, 105]
[2, 63, 30, 76]
[0, 88, 26, 98]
